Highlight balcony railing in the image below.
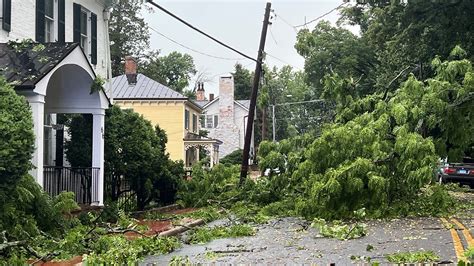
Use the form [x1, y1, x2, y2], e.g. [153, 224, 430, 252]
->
[43, 166, 99, 205]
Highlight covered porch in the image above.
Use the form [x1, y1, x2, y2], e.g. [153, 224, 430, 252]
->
[184, 133, 222, 170]
[2, 42, 109, 205]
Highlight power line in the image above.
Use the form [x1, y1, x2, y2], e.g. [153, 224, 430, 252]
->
[148, 26, 245, 61]
[272, 12, 298, 33]
[265, 53, 302, 71]
[294, 2, 347, 28]
[146, 0, 259, 63]
[269, 26, 278, 45]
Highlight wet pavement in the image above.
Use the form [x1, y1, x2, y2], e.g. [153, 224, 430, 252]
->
[142, 216, 466, 265]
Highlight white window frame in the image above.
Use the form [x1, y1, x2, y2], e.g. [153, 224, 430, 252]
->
[44, 0, 58, 42]
[206, 115, 213, 129]
[80, 7, 91, 59]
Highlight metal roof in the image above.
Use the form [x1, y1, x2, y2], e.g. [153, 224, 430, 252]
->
[197, 97, 250, 110]
[110, 73, 187, 100]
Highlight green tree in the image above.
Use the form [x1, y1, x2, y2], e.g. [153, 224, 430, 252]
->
[110, 0, 150, 76]
[66, 106, 184, 210]
[339, 0, 474, 91]
[0, 77, 34, 187]
[0, 77, 78, 247]
[233, 63, 253, 100]
[140, 51, 197, 93]
[295, 21, 377, 97]
[251, 48, 474, 219]
[64, 114, 92, 167]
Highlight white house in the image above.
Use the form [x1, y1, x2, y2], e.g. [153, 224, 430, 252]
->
[195, 75, 255, 159]
[0, 0, 112, 205]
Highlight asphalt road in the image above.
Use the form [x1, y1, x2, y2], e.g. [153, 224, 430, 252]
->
[142, 216, 469, 265]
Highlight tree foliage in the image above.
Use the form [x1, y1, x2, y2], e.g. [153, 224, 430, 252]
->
[110, 0, 150, 76]
[0, 78, 79, 258]
[295, 21, 377, 97]
[180, 50, 473, 220]
[65, 106, 184, 210]
[233, 63, 253, 100]
[140, 51, 197, 93]
[0, 78, 34, 187]
[338, 0, 474, 92]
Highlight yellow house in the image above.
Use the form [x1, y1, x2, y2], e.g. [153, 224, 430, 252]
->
[110, 64, 221, 167]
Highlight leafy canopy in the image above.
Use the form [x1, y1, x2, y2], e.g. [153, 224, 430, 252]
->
[140, 51, 197, 93]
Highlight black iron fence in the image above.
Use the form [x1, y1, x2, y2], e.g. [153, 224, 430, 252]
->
[43, 166, 100, 205]
[104, 174, 137, 213]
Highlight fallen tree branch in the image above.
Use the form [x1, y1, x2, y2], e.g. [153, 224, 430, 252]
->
[0, 240, 26, 251]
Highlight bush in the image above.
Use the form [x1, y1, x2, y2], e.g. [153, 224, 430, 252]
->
[0, 77, 34, 187]
[219, 149, 242, 165]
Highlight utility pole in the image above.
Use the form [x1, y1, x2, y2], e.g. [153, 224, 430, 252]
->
[240, 2, 272, 185]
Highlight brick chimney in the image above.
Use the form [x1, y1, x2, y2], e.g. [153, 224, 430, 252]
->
[124, 56, 137, 85]
[218, 75, 234, 123]
[209, 93, 215, 101]
[196, 82, 205, 101]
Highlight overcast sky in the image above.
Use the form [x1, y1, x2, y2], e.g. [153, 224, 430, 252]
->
[142, 0, 348, 97]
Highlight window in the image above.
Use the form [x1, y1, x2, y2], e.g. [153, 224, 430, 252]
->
[214, 115, 219, 128]
[192, 114, 197, 132]
[206, 115, 213, 128]
[80, 8, 89, 55]
[202, 114, 219, 129]
[185, 110, 190, 130]
[36, 0, 64, 43]
[200, 115, 205, 128]
[2, 0, 12, 32]
[44, 0, 55, 42]
[73, 4, 97, 63]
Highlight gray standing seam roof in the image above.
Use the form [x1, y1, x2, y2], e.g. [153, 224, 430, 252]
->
[110, 74, 187, 99]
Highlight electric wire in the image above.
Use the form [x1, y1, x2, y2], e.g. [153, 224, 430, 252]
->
[294, 2, 347, 28]
[146, 0, 259, 63]
[269, 26, 278, 45]
[272, 12, 298, 33]
[148, 26, 245, 61]
[265, 53, 302, 71]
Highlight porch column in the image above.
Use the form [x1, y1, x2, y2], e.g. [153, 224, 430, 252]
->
[92, 113, 105, 206]
[28, 95, 45, 187]
[209, 145, 214, 168]
[196, 146, 200, 162]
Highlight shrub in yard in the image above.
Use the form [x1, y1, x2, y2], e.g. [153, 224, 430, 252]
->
[219, 149, 243, 165]
[0, 77, 34, 187]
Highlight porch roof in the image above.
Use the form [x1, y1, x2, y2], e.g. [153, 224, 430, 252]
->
[0, 42, 81, 88]
[183, 132, 223, 145]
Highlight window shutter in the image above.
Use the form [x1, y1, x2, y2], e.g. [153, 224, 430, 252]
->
[185, 110, 190, 129]
[91, 12, 97, 64]
[35, 0, 45, 42]
[58, 0, 65, 43]
[2, 0, 11, 32]
[73, 3, 81, 43]
[214, 115, 218, 128]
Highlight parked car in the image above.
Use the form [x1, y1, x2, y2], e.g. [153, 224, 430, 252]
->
[438, 157, 474, 187]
